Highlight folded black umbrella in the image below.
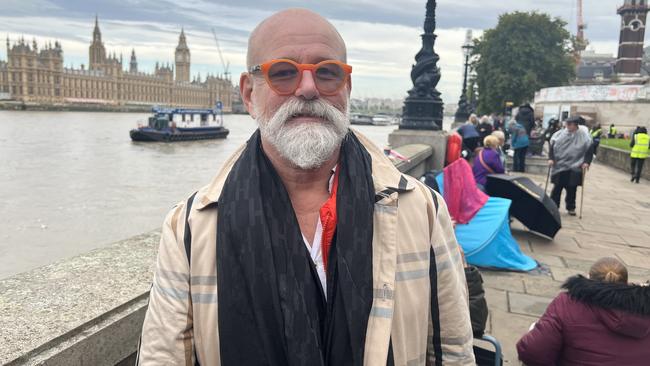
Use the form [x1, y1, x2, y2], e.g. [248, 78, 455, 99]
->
[486, 174, 561, 238]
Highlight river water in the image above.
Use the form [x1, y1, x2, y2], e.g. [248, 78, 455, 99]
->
[0, 111, 415, 279]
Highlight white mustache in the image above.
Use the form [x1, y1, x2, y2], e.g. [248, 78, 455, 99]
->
[274, 98, 344, 126]
[257, 97, 350, 170]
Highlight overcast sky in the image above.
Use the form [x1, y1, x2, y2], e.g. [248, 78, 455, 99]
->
[0, 0, 630, 102]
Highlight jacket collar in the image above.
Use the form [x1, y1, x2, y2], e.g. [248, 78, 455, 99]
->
[194, 128, 415, 210]
[563, 275, 650, 316]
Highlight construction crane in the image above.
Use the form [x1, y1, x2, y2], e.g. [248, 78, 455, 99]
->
[575, 0, 589, 65]
[211, 28, 230, 81]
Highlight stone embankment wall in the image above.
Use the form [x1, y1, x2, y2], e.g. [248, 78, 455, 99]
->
[596, 144, 649, 181]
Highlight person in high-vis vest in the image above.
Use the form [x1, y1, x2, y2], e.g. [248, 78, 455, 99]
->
[630, 126, 649, 184]
[590, 124, 602, 156]
[608, 124, 617, 139]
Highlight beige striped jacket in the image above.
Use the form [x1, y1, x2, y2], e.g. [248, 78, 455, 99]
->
[137, 130, 475, 365]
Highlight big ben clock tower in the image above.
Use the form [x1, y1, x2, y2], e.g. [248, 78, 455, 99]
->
[175, 28, 191, 83]
[615, 0, 650, 75]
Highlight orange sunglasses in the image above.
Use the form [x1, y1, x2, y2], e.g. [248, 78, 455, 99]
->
[248, 59, 352, 96]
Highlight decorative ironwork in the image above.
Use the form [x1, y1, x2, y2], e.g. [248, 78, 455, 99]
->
[400, 0, 444, 130]
[455, 30, 474, 123]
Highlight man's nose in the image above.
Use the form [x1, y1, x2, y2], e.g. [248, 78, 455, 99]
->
[294, 70, 320, 100]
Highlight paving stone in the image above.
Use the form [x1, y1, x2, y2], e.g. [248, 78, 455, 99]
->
[563, 257, 595, 272]
[621, 235, 650, 249]
[535, 242, 613, 261]
[508, 292, 553, 318]
[627, 266, 650, 280]
[614, 219, 649, 232]
[481, 272, 525, 293]
[571, 231, 628, 246]
[577, 222, 622, 236]
[518, 240, 533, 254]
[489, 309, 538, 364]
[523, 277, 563, 298]
[528, 253, 565, 268]
[484, 287, 508, 312]
[616, 250, 650, 270]
[549, 266, 586, 282]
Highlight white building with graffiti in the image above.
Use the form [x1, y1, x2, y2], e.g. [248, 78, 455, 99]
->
[534, 84, 650, 132]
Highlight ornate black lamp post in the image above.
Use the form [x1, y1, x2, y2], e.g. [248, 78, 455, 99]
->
[400, 0, 443, 130]
[454, 30, 474, 123]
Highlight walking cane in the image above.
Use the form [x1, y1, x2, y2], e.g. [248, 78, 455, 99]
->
[544, 164, 551, 195]
[579, 167, 587, 220]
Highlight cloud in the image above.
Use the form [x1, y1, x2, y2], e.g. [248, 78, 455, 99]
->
[0, 0, 631, 102]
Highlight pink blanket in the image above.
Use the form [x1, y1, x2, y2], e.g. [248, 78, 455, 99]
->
[443, 158, 489, 224]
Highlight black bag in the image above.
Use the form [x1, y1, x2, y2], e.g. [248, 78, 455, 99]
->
[465, 265, 488, 337]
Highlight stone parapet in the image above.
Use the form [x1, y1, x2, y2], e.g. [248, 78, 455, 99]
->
[0, 231, 159, 365]
[392, 144, 434, 178]
[597, 144, 649, 181]
[388, 129, 448, 171]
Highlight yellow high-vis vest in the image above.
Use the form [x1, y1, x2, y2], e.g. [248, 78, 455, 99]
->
[631, 133, 649, 159]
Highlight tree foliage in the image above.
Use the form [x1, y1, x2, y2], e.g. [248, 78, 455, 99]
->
[472, 12, 575, 114]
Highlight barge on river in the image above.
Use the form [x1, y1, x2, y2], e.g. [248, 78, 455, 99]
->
[130, 106, 229, 142]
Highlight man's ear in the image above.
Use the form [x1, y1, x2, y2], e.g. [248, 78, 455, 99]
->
[346, 75, 352, 94]
[240, 73, 256, 118]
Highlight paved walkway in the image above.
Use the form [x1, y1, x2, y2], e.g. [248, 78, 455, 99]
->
[479, 161, 650, 364]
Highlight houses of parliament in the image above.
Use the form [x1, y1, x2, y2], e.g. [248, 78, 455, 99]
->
[0, 17, 233, 111]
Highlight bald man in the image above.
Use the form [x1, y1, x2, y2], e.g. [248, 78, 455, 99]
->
[137, 9, 474, 365]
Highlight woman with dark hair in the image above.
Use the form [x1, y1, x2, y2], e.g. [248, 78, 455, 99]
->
[517, 257, 650, 366]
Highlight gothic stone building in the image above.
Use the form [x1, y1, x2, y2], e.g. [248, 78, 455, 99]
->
[0, 17, 232, 111]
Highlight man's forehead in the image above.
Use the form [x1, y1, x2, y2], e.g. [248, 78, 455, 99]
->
[247, 9, 346, 66]
[257, 33, 343, 60]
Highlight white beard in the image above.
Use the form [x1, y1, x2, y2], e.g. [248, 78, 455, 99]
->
[256, 97, 350, 170]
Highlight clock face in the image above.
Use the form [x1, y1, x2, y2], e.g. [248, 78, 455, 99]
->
[630, 19, 643, 31]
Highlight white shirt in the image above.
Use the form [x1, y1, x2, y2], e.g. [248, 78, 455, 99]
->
[302, 219, 327, 297]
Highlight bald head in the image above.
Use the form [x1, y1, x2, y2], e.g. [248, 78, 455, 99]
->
[246, 9, 347, 69]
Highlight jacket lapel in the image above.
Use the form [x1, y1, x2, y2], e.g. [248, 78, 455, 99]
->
[364, 189, 399, 366]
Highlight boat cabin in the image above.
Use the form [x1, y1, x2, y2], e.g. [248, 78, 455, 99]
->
[148, 107, 223, 130]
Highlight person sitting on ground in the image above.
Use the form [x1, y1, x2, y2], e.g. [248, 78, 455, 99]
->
[491, 130, 507, 171]
[472, 135, 505, 191]
[548, 116, 593, 216]
[517, 257, 650, 366]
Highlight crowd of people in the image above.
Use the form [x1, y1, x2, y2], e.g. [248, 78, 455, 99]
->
[455, 110, 649, 197]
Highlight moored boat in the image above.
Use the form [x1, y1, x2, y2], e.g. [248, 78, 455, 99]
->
[350, 113, 374, 125]
[371, 114, 394, 126]
[130, 106, 229, 142]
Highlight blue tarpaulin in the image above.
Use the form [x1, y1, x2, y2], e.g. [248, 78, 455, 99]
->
[435, 174, 537, 271]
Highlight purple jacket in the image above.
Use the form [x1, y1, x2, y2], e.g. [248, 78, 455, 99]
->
[517, 276, 650, 366]
[472, 148, 505, 186]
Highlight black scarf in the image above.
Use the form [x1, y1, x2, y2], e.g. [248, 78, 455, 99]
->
[216, 130, 374, 366]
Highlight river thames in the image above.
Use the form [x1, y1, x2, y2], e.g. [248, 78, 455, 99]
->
[1, 111, 443, 279]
